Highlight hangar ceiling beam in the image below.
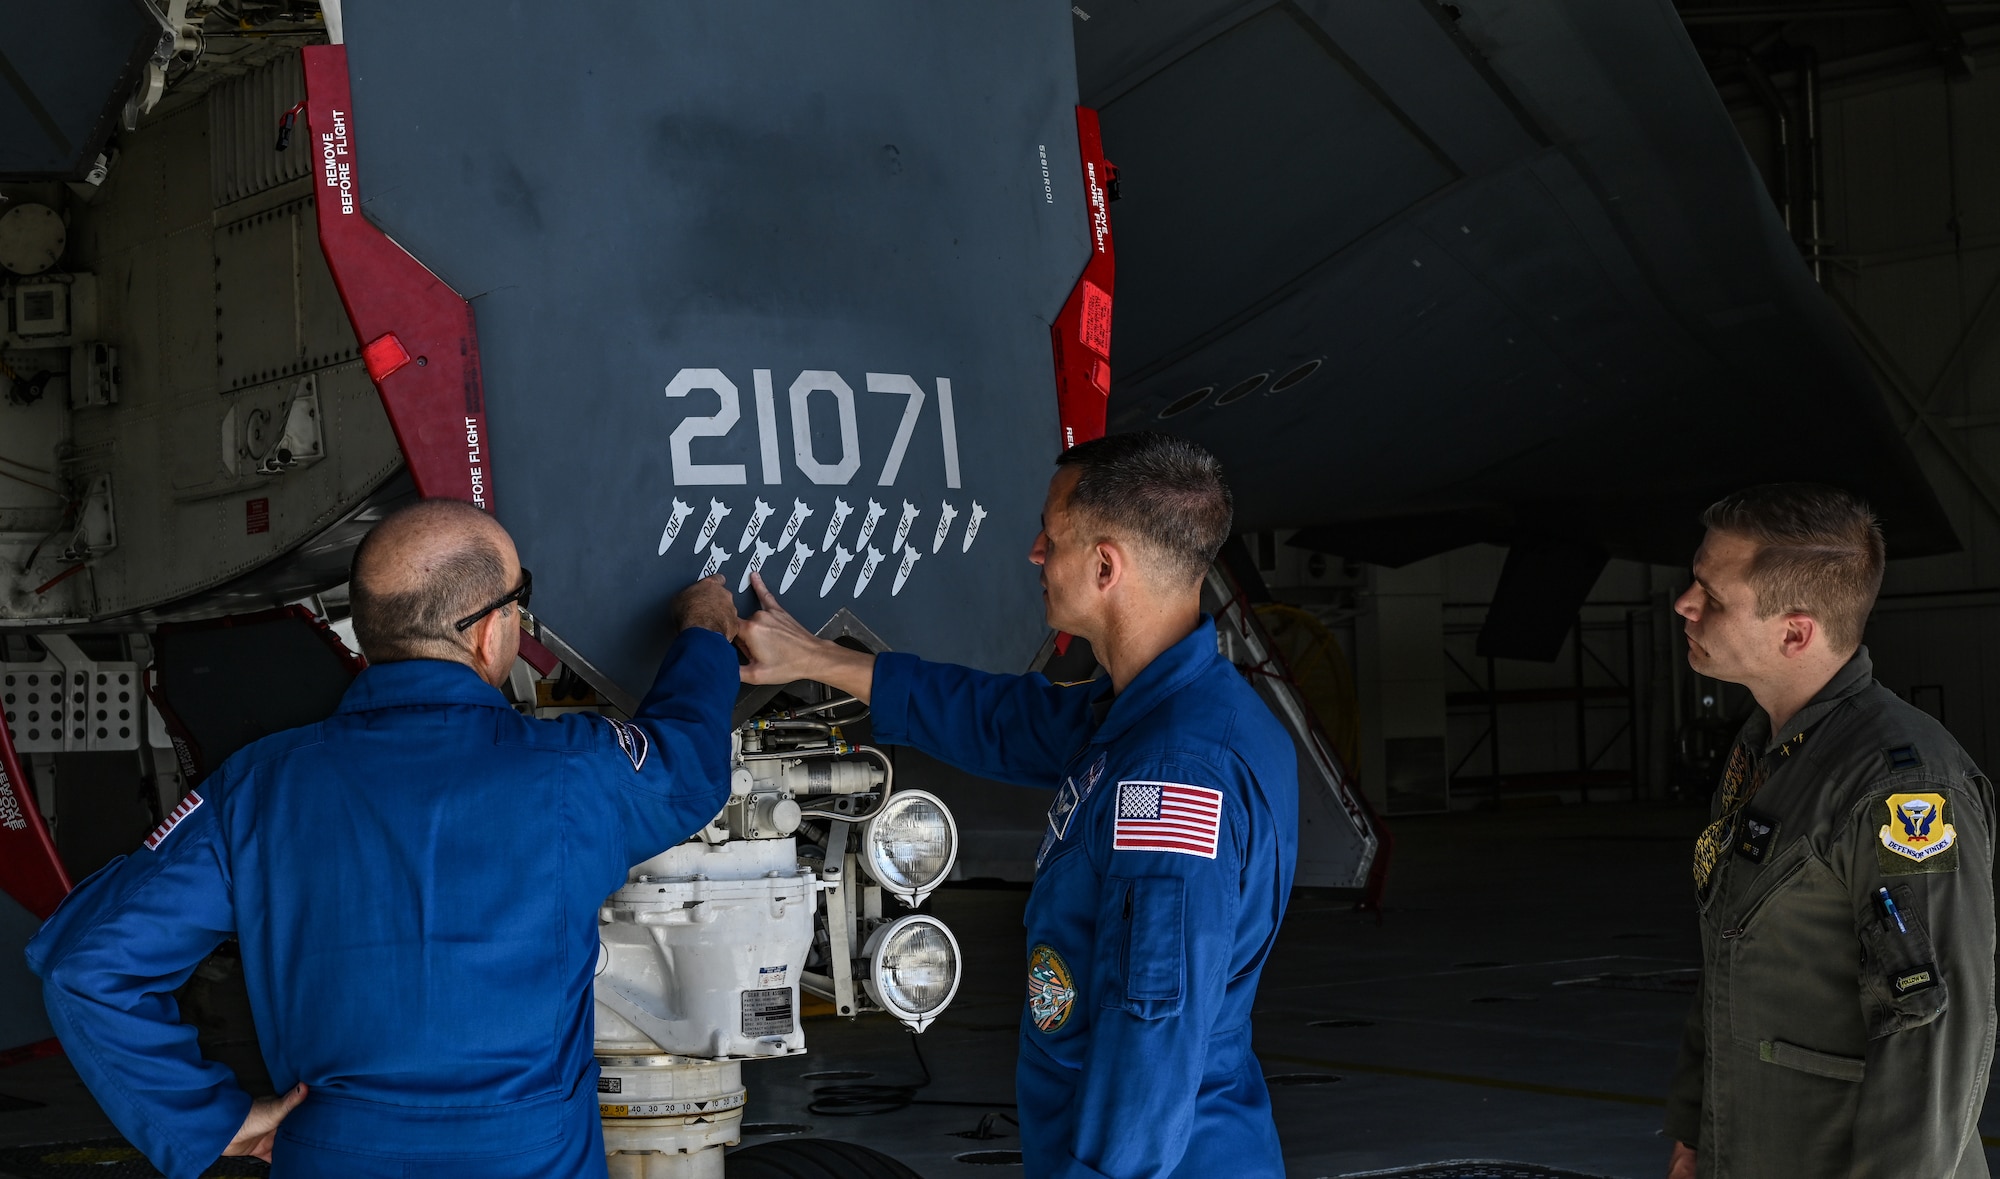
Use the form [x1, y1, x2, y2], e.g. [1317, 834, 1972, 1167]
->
[1678, 2, 1998, 22]
[1828, 289, 2000, 529]
[1913, 269, 2000, 420]
[1903, 0, 1979, 72]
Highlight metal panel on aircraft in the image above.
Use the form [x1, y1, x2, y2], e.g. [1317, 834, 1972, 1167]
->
[337, 4, 1090, 696]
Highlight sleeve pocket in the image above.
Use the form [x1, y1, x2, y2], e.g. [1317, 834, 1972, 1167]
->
[1859, 882, 1949, 1038]
[1105, 875, 1185, 1015]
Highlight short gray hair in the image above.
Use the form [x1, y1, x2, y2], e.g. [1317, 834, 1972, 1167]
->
[1055, 431, 1233, 586]
[349, 501, 510, 662]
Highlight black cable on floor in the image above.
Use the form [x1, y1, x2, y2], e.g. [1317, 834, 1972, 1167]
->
[805, 1032, 1017, 1117]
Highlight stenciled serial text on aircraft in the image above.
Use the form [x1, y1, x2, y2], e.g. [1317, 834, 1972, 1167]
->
[659, 367, 987, 606]
[316, 3, 1086, 695]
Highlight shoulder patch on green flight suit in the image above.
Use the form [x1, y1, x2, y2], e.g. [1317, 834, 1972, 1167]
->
[1877, 792, 1960, 875]
[1884, 745, 1923, 773]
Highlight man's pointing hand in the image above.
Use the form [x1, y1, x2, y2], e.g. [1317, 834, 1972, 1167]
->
[737, 571, 876, 703]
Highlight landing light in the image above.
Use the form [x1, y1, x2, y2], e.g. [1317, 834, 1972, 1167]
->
[858, 790, 958, 904]
[861, 914, 961, 1031]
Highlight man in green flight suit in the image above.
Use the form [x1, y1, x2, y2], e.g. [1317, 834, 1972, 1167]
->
[1664, 484, 1995, 1178]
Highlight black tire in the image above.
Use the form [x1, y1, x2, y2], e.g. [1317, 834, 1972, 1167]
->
[727, 1138, 926, 1179]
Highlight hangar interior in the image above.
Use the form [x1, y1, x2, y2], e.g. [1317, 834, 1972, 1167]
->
[2, 1, 2000, 1178]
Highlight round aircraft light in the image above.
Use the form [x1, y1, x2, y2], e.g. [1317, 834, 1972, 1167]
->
[1213, 372, 1269, 406]
[1157, 386, 1214, 419]
[861, 914, 962, 1030]
[859, 790, 959, 903]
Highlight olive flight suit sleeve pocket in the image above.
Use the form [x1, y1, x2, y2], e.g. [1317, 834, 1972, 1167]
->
[1843, 775, 1996, 1179]
[1858, 881, 1948, 1037]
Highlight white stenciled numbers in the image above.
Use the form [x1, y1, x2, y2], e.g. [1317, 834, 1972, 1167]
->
[790, 371, 860, 485]
[666, 370, 747, 486]
[665, 367, 962, 489]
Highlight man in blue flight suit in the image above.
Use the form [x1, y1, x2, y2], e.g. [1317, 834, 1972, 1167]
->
[26, 500, 740, 1179]
[738, 431, 1298, 1179]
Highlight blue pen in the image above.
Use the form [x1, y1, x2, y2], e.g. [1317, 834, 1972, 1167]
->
[1878, 886, 1907, 934]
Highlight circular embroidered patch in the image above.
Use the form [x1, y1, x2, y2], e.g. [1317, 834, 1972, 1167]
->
[1026, 943, 1077, 1033]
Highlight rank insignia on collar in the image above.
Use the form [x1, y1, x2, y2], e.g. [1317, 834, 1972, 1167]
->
[1885, 745, 1923, 772]
[1027, 944, 1077, 1033]
[1878, 792, 1959, 875]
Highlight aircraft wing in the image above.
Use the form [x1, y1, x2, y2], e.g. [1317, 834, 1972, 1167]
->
[1083, 0, 1953, 565]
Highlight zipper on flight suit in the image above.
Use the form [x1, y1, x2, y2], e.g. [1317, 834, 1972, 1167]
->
[1713, 840, 1813, 941]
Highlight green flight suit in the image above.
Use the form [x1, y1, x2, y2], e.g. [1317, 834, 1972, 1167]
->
[1665, 648, 1996, 1177]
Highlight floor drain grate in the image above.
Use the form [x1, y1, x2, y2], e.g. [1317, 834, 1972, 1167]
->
[1340, 1163, 1614, 1178]
[1310, 1018, 1376, 1028]
[950, 1112, 1017, 1140]
[741, 1123, 812, 1136]
[955, 1150, 1024, 1165]
[0, 1140, 268, 1178]
[1266, 1073, 1342, 1086]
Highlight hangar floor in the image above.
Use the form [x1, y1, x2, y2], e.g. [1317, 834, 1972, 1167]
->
[2, 801, 1997, 1178]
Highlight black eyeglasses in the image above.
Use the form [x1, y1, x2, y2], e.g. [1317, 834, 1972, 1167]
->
[455, 568, 533, 633]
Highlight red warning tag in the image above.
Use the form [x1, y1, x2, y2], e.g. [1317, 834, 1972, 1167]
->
[145, 791, 204, 851]
[1078, 280, 1112, 359]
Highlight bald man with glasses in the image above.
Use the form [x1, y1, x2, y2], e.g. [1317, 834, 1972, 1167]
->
[29, 500, 741, 1179]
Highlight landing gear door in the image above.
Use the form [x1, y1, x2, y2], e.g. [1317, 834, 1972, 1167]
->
[330, 4, 1093, 698]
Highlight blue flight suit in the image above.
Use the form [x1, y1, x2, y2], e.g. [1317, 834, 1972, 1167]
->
[870, 615, 1297, 1179]
[25, 629, 737, 1179]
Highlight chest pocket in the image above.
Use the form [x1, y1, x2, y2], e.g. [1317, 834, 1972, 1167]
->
[1100, 875, 1185, 1018]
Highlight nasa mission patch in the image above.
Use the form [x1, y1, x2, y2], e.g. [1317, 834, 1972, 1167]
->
[1026, 943, 1077, 1034]
[602, 717, 650, 772]
[1878, 792, 1958, 875]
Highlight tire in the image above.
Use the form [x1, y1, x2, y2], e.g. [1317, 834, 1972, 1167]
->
[727, 1138, 926, 1179]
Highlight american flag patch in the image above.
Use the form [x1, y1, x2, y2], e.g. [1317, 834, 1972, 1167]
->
[145, 791, 204, 851]
[1113, 781, 1223, 859]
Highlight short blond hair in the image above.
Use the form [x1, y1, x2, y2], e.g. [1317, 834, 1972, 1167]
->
[1702, 483, 1885, 653]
